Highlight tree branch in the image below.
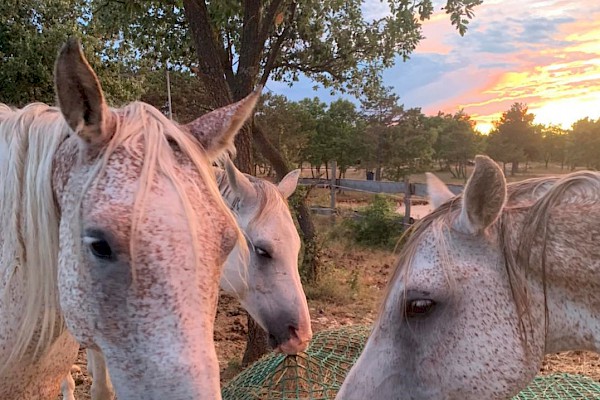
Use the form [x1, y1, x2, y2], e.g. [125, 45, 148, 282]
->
[275, 60, 346, 81]
[222, 29, 235, 85]
[257, 0, 285, 46]
[182, 0, 232, 105]
[258, 1, 297, 87]
[234, 0, 262, 98]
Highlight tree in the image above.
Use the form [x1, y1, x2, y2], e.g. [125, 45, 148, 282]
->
[255, 94, 316, 169]
[569, 118, 600, 170]
[140, 69, 212, 123]
[91, 0, 482, 171]
[91, 0, 483, 365]
[360, 85, 405, 180]
[486, 102, 541, 175]
[301, 98, 333, 177]
[540, 124, 568, 169]
[321, 99, 365, 178]
[430, 110, 479, 179]
[382, 107, 436, 181]
[0, 0, 143, 107]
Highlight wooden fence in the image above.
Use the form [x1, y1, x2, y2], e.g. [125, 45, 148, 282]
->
[298, 162, 464, 223]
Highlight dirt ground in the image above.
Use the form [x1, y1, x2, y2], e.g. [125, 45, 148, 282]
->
[61, 230, 600, 399]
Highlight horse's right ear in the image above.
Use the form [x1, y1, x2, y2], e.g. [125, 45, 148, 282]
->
[224, 158, 256, 203]
[54, 38, 114, 146]
[186, 88, 261, 160]
[426, 172, 455, 209]
[455, 155, 507, 234]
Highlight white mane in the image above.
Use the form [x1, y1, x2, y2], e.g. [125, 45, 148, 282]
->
[0, 103, 68, 370]
[0, 101, 248, 370]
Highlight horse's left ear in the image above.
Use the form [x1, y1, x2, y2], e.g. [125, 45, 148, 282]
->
[186, 88, 261, 160]
[426, 172, 455, 209]
[54, 37, 115, 146]
[456, 155, 507, 234]
[277, 169, 301, 199]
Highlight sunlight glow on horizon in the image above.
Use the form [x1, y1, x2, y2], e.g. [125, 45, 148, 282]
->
[274, 1, 600, 135]
[450, 11, 600, 134]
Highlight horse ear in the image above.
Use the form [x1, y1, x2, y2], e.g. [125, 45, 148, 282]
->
[54, 37, 114, 146]
[224, 158, 256, 202]
[456, 155, 507, 234]
[426, 172, 455, 209]
[277, 169, 301, 199]
[186, 88, 261, 160]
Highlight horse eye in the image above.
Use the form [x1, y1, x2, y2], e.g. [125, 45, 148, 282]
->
[405, 299, 436, 318]
[85, 238, 114, 260]
[255, 247, 271, 258]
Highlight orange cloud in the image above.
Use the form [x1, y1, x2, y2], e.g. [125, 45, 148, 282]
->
[439, 11, 600, 133]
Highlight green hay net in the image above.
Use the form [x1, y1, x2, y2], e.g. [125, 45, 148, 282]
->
[222, 325, 600, 400]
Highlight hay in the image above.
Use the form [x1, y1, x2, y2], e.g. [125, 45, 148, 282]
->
[222, 325, 600, 400]
[222, 325, 370, 400]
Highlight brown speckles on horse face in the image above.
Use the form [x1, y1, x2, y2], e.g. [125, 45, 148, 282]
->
[337, 163, 600, 400]
[339, 228, 545, 400]
[56, 140, 236, 399]
[2, 39, 254, 400]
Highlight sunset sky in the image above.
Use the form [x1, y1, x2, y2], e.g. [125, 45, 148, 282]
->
[268, 0, 600, 133]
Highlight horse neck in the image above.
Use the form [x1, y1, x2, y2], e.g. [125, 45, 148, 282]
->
[507, 185, 600, 354]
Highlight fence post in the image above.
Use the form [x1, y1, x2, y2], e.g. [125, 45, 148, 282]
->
[330, 160, 337, 215]
[403, 175, 411, 226]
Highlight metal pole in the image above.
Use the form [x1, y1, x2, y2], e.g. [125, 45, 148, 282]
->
[330, 160, 337, 215]
[403, 175, 412, 226]
[166, 64, 173, 120]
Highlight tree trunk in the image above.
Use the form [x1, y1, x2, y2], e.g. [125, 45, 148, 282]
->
[511, 160, 519, 176]
[241, 316, 270, 367]
[182, 0, 232, 107]
[183, 0, 269, 369]
[295, 200, 320, 283]
[375, 127, 383, 181]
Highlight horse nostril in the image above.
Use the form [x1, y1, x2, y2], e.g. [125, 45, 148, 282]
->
[268, 333, 277, 348]
[288, 325, 300, 340]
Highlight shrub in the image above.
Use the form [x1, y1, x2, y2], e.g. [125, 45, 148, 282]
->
[346, 195, 404, 248]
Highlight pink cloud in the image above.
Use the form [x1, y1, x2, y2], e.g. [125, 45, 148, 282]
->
[409, 2, 600, 132]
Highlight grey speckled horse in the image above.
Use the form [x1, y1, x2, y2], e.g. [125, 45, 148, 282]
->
[337, 155, 600, 400]
[0, 38, 256, 400]
[74, 159, 313, 400]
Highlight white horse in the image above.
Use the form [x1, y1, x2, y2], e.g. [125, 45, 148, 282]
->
[0, 38, 256, 400]
[337, 155, 600, 399]
[70, 159, 313, 399]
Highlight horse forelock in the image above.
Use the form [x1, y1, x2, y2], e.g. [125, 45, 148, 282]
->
[83, 101, 248, 278]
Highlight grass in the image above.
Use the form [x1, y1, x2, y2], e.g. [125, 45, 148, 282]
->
[222, 359, 244, 382]
[302, 215, 397, 310]
[304, 268, 360, 306]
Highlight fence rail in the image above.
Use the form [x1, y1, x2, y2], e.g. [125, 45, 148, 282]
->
[298, 162, 464, 222]
[298, 178, 464, 198]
